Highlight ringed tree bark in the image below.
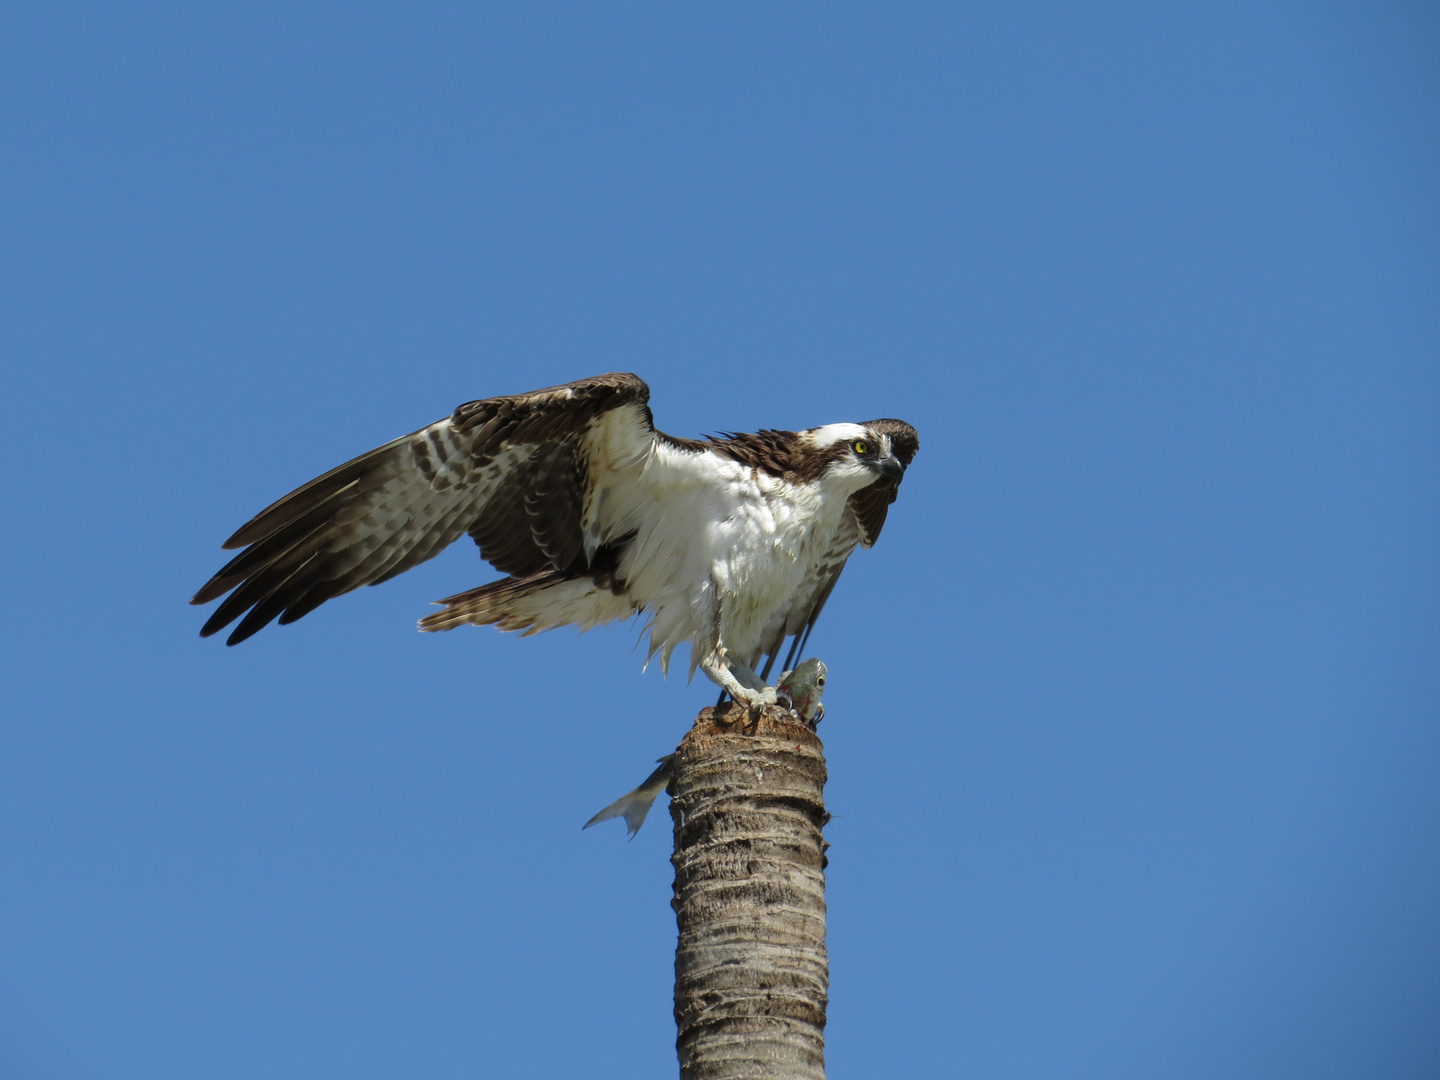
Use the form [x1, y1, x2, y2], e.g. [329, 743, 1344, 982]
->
[669, 702, 830, 1080]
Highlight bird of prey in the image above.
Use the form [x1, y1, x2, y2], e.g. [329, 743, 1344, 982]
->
[192, 373, 917, 706]
[584, 658, 830, 838]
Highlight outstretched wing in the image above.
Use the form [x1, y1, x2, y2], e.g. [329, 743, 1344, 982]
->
[192, 372, 654, 644]
[755, 417, 920, 679]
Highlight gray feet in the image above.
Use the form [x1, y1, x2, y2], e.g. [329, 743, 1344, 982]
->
[700, 648, 777, 709]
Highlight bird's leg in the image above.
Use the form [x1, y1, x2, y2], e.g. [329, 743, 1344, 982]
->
[695, 581, 777, 709]
[725, 653, 778, 704]
[698, 647, 777, 710]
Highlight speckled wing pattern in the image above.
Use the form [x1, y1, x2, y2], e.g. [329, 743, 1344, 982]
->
[190, 373, 653, 645]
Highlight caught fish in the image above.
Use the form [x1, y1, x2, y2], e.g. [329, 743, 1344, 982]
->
[582, 756, 675, 838]
[584, 659, 829, 837]
[776, 657, 827, 727]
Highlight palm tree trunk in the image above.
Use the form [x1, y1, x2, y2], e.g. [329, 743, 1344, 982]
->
[669, 702, 830, 1079]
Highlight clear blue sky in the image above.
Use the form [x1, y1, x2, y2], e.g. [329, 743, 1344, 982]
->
[2, 3, 1437, 1077]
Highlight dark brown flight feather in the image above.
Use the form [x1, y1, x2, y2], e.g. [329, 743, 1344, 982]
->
[191, 373, 651, 644]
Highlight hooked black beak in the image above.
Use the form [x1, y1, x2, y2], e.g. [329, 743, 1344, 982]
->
[870, 455, 905, 480]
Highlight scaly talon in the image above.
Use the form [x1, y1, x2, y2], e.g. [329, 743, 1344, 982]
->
[733, 685, 777, 710]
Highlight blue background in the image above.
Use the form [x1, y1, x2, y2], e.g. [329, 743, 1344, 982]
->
[2, 3, 1437, 1077]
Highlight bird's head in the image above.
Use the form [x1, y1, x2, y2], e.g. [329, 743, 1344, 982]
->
[800, 419, 919, 492]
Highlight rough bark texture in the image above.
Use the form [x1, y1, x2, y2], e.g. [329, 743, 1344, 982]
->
[670, 702, 830, 1080]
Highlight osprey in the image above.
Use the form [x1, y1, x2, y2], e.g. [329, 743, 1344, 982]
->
[192, 373, 918, 706]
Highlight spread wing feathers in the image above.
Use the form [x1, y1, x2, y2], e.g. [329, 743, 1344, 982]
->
[191, 373, 653, 644]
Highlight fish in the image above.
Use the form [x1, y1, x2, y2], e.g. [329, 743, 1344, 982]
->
[776, 657, 827, 726]
[584, 659, 828, 837]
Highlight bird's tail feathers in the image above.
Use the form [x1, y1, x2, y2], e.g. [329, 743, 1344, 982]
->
[419, 571, 634, 635]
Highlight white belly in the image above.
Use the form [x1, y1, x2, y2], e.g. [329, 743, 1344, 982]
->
[607, 445, 844, 672]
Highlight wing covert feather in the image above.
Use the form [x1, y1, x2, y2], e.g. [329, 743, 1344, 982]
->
[192, 373, 653, 643]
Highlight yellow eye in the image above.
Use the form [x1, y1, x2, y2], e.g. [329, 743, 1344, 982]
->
[852, 440, 870, 455]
